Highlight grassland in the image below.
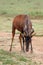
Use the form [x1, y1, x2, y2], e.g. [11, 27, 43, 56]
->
[0, 0, 43, 18]
[0, 49, 42, 65]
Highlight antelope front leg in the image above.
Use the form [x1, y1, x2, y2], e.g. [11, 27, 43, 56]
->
[10, 25, 15, 52]
[29, 38, 33, 53]
[30, 39, 33, 53]
[10, 32, 15, 52]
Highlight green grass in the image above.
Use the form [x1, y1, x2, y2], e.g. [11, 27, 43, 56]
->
[0, 17, 12, 32]
[0, 49, 41, 65]
[0, 0, 43, 17]
[32, 21, 43, 36]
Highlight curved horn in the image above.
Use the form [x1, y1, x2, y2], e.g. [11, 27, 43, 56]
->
[31, 28, 34, 34]
[31, 32, 36, 37]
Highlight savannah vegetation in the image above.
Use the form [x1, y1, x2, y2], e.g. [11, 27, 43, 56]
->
[0, 0, 43, 18]
[0, 0, 43, 65]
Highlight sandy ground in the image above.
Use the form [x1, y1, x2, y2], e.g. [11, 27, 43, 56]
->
[0, 32, 43, 64]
